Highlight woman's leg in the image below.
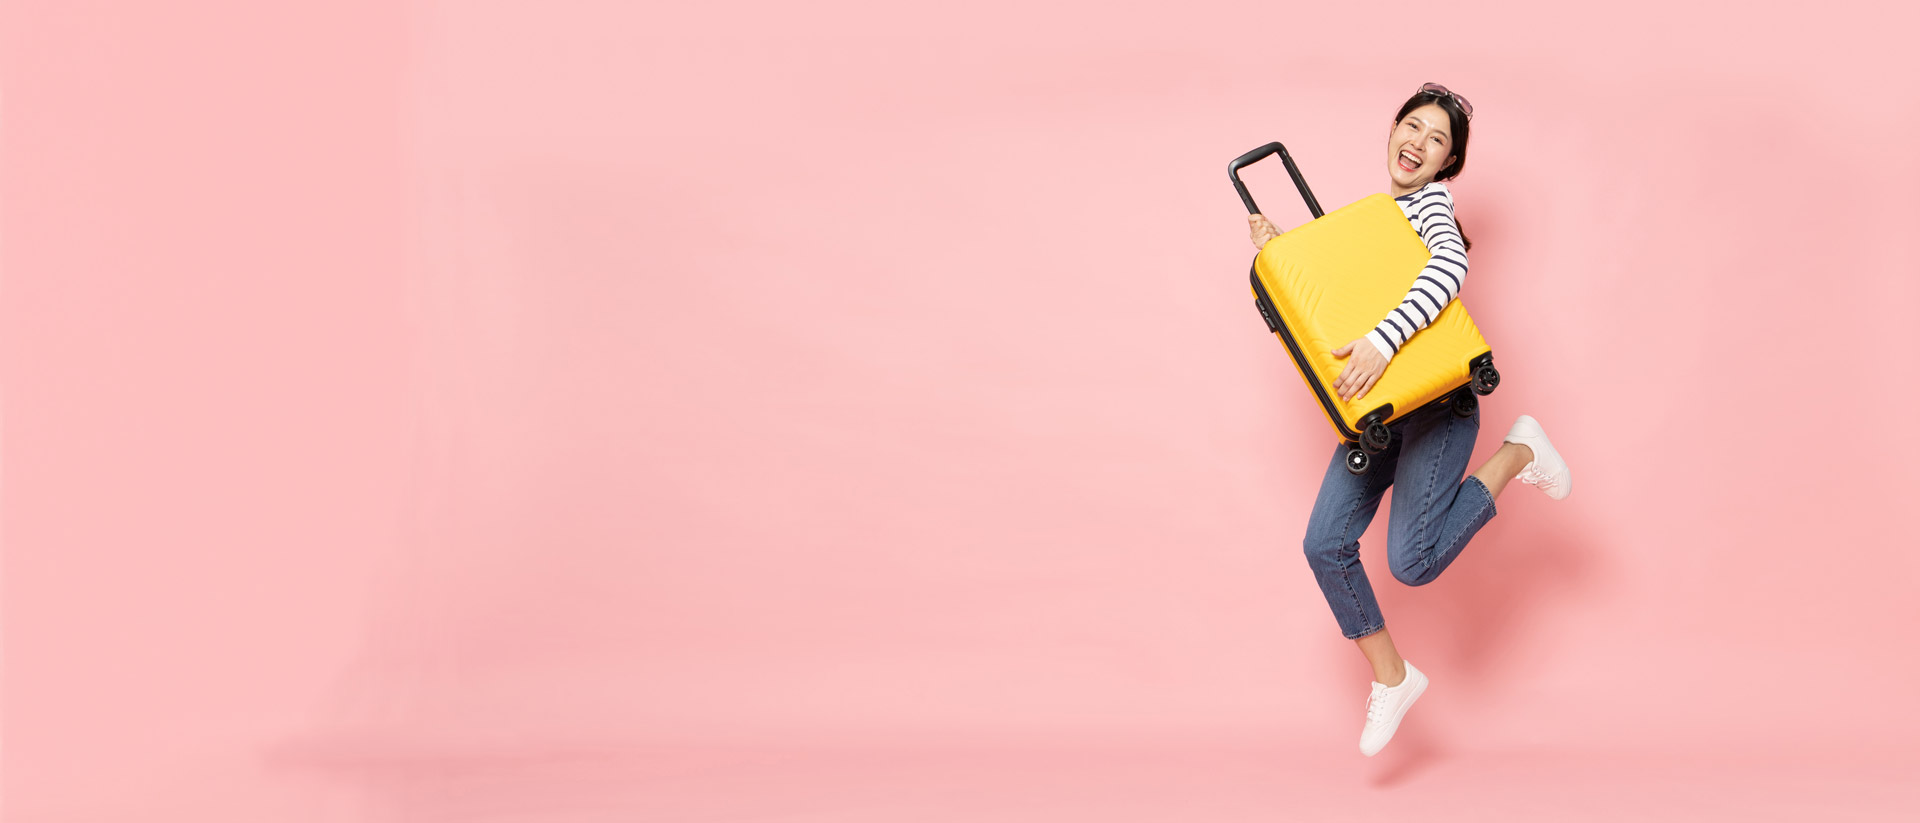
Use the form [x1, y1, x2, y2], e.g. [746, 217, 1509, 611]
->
[1384, 402, 1499, 587]
[1471, 441, 1534, 501]
[1355, 626, 1408, 686]
[1301, 435, 1400, 645]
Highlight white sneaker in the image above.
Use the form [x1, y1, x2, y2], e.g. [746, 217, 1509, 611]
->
[1359, 659, 1429, 757]
[1503, 414, 1572, 500]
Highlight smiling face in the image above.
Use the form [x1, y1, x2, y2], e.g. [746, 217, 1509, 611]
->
[1387, 102, 1457, 195]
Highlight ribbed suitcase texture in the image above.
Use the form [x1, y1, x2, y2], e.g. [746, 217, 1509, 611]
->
[1251, 192, 1491, 439]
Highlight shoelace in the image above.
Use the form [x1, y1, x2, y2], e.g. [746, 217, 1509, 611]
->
[1516, 462, 1557, 490]
[1365, 688, 1389, 724]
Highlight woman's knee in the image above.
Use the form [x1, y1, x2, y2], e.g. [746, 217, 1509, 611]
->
[1390, 561, 1437, 587]
[1302, 530, 1350, 567]
[1386, 533, 1441, 586]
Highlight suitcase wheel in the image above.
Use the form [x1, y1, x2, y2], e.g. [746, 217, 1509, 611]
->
[1345, 448, 1370, 475]
[1360, 420, 1392, 454]
[1471, 364, 1501, 396]
[1451, 390, 1478, 418]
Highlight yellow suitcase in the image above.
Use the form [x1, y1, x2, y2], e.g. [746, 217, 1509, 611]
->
[1230, 142, 1500, 474]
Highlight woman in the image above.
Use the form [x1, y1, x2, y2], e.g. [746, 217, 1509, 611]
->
[1247, 84, 1574, 757]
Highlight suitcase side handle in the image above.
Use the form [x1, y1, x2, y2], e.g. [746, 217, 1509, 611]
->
[1229, 142, 1325, 219]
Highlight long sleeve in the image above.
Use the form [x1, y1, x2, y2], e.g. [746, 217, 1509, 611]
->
[1365, 183, 1468, 363]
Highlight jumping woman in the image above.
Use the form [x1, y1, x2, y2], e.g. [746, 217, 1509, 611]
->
[1246, 84, 1574, 756]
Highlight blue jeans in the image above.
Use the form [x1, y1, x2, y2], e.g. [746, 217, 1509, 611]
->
[1301, 399, 1498, 639]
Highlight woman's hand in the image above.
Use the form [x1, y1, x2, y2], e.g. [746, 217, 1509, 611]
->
[1331, 338, 1387, 402]
[1249, 214, 1281, 249]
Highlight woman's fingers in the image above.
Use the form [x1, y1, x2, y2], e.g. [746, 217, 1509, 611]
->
[1355, 371, 1381, 401]
[1359, 366, 1385, 400]
[1248, 214, 1277, 246]
[1332, 361, 1386, 402]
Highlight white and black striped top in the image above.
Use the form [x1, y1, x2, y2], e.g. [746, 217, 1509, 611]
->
[1364, 181, 1468, 363]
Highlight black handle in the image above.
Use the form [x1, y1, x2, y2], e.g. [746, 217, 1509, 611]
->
[1228, 142, 1324, 219]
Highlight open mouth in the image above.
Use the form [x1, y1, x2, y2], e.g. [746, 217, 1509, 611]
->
[1397, 150, 1422, 172]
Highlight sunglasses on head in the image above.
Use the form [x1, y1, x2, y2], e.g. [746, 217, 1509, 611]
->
[1419, 82, 1473, 119]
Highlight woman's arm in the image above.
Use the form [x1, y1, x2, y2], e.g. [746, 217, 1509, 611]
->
[1362, 185, 1469, 363]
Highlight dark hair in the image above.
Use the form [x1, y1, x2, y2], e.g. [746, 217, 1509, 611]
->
[1393, 90, 1472, 251]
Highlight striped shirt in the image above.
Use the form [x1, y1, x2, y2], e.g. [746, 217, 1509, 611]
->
[1364, 180, 1468, 363]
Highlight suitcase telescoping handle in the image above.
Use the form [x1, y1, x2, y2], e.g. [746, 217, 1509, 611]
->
[1229, 142, 1324, 219]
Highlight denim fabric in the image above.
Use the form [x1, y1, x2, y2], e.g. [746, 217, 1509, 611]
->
[1301, 399, 1498, 639]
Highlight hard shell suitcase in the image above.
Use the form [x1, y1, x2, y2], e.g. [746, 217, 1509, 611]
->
[1229, 142, 1501, 474]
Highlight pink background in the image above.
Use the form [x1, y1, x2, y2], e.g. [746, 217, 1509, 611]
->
[6, 1, 1918, 820]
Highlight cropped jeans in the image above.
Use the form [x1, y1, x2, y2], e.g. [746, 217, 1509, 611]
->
[1302, 398, 1499, 639]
